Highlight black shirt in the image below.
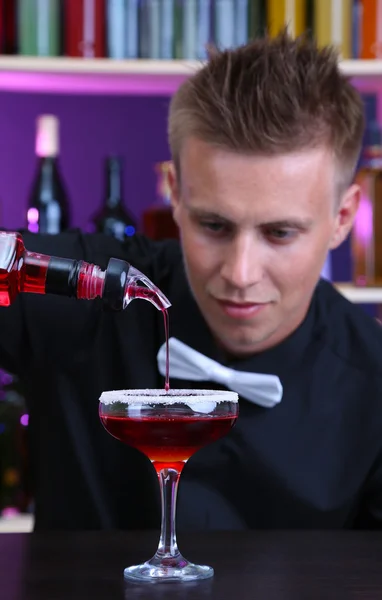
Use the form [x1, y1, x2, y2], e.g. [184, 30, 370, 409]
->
[1, 230, 382, 530]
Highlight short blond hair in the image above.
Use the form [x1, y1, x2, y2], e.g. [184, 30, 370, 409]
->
[168, 30, 365, 188]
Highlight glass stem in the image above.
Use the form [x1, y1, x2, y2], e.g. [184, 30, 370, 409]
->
[156, 467, 181, 558]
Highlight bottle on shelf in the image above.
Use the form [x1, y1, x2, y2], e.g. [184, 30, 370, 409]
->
[214, 0, 235, 50]
[139, 0, 161, 59]
[160, 0, 175, 59]
[182, 0, 198, 59]
[0, 231, 171, 311]
[359, 0, 382, 59]
[106, 0, 139, 59]
[27, 115, 71, 235]
[142, 161, 179, 241]
[248, 0, 266, 41]
[17, 0, 60, 57]
[180, 0, 212, 60]
[351, 0, 362, 59]
[0, 0, 17, 54]
[267, 0, 306, 39]
[64, 0, 105, 58]
[313, 0, 352, 59]
[234, 0, 249, 48]
[351, 123, 382, 287]
[90, 156, 136, 242]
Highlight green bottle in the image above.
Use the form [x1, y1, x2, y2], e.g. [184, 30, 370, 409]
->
[248, 0, 266, 40]
[173, 0, 183, 58]
[18, 0, 60, 56]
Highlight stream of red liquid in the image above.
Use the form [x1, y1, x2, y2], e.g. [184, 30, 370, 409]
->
[126, 285, 170, 391]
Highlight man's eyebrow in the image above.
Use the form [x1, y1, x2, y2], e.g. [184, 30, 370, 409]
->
[261, 219, 314, 230]
[188, 209, 313, 230]
[187, 208, 232, 222]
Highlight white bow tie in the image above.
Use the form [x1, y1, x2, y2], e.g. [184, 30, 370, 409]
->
[157, 337, 283, 408]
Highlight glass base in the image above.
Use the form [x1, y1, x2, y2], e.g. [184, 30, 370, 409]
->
[124, 553, 214, 583]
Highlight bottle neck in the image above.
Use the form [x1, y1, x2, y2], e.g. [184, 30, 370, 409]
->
[105, 158, 123, 209]
[37, 156, 59, 180]
[45, 257, 105, 299]
[21, 253, 171, 311]
[38, 155, 58, 165]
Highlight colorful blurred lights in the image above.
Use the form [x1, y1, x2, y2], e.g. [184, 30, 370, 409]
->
[20, 414, 29, 427]
[27, 208, 39, 233]
[354, 193, 373, 243]
[125, 225, 135, 237]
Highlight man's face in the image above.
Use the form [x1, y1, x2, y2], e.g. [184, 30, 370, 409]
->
[170, 138, 359, 356]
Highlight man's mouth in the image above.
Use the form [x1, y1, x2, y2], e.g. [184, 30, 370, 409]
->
[215, 299, 269, 320]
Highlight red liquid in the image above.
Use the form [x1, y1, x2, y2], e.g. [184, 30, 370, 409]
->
[0, 233, 49, 306]
[100, 414, 236, 473]
[127, 285, 170, 391]
[0, 234, 171, 392]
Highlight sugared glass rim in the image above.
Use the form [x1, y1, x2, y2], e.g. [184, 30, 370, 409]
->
[99, 388, 239, 405]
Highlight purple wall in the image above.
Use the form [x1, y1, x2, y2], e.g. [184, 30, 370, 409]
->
[0, 91, 171, 231]
[0, 87, 376, 284]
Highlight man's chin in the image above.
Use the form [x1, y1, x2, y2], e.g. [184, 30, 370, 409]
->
[211, 326, 271, 357]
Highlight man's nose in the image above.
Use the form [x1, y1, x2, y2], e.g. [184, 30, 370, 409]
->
[220, 234, 264, 289]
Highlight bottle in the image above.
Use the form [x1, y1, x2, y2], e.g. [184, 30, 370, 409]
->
[27, 115, 71, 235]
[248, 0, 266, 40]
[0, 0, 17, 54]
[139, 0, 161, 59]
[106, 0, 139, 59]
[17, 0, 60, 57]
[313, 0, 352, 60]
[351, 124, 382, 287]
[351, 0, 362, 59]
[160, 0, 175, 59]
[142, 161, 179, 241]
[173, 0, 211, 60]
[267, 0, 306, 39]
[183, 0, 197, 58]
[235, 0, 248, 48]
[90, 156, 137, 242]
[0, 231, 171, 311]
[360, 0, 382, 59]
[64, 0, 105, 58]
[196, 0, 211, 60]
[173, 0, 183, 58]
[214, 0, 235, 50]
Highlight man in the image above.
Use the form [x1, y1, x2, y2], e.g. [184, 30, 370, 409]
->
[1, 31, 382, 531]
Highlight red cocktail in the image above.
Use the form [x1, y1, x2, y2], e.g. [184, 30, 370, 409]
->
[99, 388, 239, 583]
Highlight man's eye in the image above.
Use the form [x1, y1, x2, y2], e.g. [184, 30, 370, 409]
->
[267, 228, 295, 240]
[200, 221, 226, 233]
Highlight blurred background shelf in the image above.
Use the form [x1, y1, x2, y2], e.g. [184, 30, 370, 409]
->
[0, 57, 381, 95]
[0, 514, 33, 533]
[0, 57, 199, 95]
[334, 284, 382, 304]
[340, 60, 382, 77]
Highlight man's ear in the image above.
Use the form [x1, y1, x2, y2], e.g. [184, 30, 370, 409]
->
[329, 183, 361, 249]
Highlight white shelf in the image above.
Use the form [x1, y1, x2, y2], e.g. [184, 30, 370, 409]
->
[0, 56, 381, 76]
[0, 56, 201, 74]
[334, 283, 382, 304]
[0, 56, 199, 95]
[0, 57, 381, 95]
[0, 514, 34, 533]
[339, 59, 382, 77]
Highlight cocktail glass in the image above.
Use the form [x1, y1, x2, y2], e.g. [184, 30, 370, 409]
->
[99, 388, 239, 583]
